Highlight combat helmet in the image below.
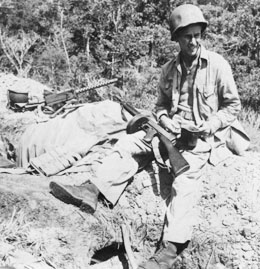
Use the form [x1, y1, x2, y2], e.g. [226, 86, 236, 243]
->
[169, 4, 208, 41]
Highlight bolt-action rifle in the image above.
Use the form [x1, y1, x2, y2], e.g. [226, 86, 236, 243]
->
[114, 96, 190, 177]
[44, 78, 120, 110]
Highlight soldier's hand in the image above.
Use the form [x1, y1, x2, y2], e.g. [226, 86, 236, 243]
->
[159, 114, 182, 134]
[196, 121, 211, 138]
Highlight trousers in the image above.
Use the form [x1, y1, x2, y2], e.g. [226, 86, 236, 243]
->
[91, 130, 211, 243]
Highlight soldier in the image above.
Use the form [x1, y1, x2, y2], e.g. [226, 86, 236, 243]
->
[50, 4, 249, 269]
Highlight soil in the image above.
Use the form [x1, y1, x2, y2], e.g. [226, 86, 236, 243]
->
[0, 76, 260, 269]
[1, 150, 260, 269]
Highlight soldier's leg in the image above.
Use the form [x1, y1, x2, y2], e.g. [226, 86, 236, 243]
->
[138, 138, 211, 269]
[50, 130, 153, 211]
[92, 130, 153, 205]
[163, 139, 211, 243]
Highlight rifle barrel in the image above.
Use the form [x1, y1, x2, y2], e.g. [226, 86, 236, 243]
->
[121, 102, 140, 116]
[76, 78, 119, 94]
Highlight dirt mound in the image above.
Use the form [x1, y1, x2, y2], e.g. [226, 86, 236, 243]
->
[189, 152, 260, 269]
[0, 166, 165, 269]
[0, 73, 52, 113]
[0, 73, 52, 151]
[0, 150, 259, 269]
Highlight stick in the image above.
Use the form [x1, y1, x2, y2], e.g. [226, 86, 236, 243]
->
[121, 224, 138, 269]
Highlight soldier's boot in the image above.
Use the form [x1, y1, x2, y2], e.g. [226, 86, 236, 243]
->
[138, 241, 178, 269]
[49, 181, 99, 214]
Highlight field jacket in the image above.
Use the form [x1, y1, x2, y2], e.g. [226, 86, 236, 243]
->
[155, 45, 249, 165]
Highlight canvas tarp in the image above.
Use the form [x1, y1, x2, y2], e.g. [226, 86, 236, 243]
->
[17, 100, 130, 176]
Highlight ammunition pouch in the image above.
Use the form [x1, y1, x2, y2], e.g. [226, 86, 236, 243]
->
[177, 129, 199, 150]
[30, 147, 82, 176]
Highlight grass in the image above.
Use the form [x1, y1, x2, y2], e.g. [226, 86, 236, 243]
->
[0, 207, 31, 248]
[239, 107, 260, 152]
[0, 207, 32, 267]
[0, 207, 57, 269]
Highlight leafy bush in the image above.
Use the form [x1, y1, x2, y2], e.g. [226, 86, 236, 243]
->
[0, 0, 259, 114]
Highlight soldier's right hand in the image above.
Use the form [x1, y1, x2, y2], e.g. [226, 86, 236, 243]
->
[159, 114, 182, 134]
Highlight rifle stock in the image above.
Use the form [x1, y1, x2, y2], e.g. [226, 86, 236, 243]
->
[159, 134, 190, 177]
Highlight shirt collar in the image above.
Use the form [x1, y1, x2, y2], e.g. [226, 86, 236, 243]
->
[199, 44, 209, 64]
[176, 44, 209, 71]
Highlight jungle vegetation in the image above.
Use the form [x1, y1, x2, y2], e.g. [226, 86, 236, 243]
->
[0, 0, 259, 113]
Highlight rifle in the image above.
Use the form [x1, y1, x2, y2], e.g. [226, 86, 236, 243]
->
[115, 96, 190, 177]
[44, 78, 119, 110]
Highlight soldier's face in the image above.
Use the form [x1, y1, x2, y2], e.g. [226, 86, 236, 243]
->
[176, 25, 202, 58]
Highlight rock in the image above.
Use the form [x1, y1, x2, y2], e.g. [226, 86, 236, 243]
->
[242, 250, 255, 260]
[241, 243, 252, 251]
[222, 215, 235, 226]
[250, 264, 259, 269]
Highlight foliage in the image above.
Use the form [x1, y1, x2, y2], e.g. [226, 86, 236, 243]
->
[34, 45, 70, 88]
[0, 0, 259, 112]
[0, 30, 40, 77]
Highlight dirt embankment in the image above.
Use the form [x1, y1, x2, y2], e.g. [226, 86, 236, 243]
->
[0, 150, 260, 269]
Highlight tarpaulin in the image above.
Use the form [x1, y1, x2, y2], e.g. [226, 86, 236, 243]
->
[17, 100, 129, 176]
